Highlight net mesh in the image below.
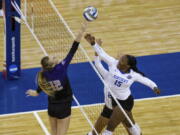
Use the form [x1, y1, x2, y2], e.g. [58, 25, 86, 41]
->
[23, 0, 86, 63]
[21, 0, 127, 134]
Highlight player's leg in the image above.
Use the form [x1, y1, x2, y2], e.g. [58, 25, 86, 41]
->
[56, 101, 72, 135]
[56, 116, 71, 135]
[122, 111, 142, 135]
[49, 116, 57, 135]
[122, 111, 135, 127]
[48, 100, 72, 135]
[122, 111, 135, 135]
[90, 105, 112, 135]
[106, 105, 125, 131]
[122, 122, 131, 135]
[102, 95, 135, 134]
[89, 115, 109, 135]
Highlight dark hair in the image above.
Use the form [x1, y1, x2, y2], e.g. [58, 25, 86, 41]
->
[41, 56, 53, 71]
[126, 55, 145, 76]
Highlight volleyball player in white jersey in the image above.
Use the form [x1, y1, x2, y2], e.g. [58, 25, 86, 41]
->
[85, 34, 161, 135]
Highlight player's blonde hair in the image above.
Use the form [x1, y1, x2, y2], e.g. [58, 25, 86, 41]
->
[37, 71, 55, 97]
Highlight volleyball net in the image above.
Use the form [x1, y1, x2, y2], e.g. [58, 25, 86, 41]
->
[7, 0, 132, 134]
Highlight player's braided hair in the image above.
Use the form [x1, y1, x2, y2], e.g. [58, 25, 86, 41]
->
[126, 55, 145, 76]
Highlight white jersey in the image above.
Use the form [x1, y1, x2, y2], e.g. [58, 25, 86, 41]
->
[93, 43, 157, 108]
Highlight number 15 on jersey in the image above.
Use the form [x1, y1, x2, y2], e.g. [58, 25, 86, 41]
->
[114, 80, 122, 87]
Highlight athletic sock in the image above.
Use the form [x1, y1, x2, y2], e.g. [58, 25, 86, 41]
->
[102, 130, 113, 135]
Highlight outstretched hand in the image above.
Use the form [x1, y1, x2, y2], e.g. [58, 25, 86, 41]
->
[96, 38, 102, 46]
[26, 89, 39, 97]
[84, 33, 95, 46]
[94, 39, 102, 56]
[153, 87, 161, 95]
[81, 20, 88, 33]
[75, 21, 88, 42]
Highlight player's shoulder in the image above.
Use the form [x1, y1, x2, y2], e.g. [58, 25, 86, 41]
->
[114, 59, 119, 64]
[129, 69, 140, 77]
[109, 60, 118, 71]
[130, 70, 144, 79]
[111, 59, 118, 67]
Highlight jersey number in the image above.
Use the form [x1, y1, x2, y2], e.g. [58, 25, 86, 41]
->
[114, 80, 122, 87]
[49, 80, 63, 91]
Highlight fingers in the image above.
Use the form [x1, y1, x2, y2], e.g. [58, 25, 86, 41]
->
[96, 38, 102, 46]
[25, 90, 30, 96]
[81, 22, 88, 32]
[155, 89, 161, 95]
[84, 33, 95, 40]
[153, 87, 161, 95]
[84, 33, 96, 45]
[25, 90, 29, 95]
[156, 90, 161, 94]
[84, 33, 91, 39]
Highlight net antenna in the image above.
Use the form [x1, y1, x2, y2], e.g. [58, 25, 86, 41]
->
[11, 0, 135, 134]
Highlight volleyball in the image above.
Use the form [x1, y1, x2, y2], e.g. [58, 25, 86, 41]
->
[83, 6, 98, 21]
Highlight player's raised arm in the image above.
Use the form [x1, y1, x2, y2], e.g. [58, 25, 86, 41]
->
[94, 55, 109, 79]
[62, 21, 88, 67]
[84, 34, 116, 66]
[75, 20, 88, 42]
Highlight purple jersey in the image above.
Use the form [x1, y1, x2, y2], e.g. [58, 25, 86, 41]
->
[37, 41, 79, 103]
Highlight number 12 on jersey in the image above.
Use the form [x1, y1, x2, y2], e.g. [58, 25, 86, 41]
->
[114, 80, 122, 87]
[49, 80, 63, 91]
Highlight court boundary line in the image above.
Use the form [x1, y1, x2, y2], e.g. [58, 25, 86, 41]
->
[33, 112, 50, 135]
[0, 94, 179, 117]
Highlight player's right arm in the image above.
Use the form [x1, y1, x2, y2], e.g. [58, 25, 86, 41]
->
[26, 88, 40, 97]
[84, 34, 116, 66]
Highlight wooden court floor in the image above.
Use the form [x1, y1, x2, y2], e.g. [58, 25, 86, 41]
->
[0, 0, 180, 135]
[0, 96, 180, 135]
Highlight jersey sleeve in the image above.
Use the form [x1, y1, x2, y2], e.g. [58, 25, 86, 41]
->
[134, 72, 157, 90]
[94, 56, 109, 78]
[61, 41, 80, 68]
[93, 43, 116, 67]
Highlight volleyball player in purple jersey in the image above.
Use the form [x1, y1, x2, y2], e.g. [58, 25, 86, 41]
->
[26, 21, 87, 135]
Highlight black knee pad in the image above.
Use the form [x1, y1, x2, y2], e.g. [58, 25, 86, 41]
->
[101, 105, 113, 119]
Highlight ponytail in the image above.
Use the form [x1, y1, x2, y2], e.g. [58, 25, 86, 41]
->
[126, 55, 145, 76]
[38, 72, 55, 97]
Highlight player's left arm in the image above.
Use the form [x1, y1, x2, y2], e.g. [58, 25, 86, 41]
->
[62, 21, 88, 67]
[134, 73, 161, 95]
[84, 35, 116, 66]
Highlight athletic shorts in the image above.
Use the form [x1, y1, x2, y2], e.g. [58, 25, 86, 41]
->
[101, 105, 113, 119]
[48, 101, 72, 119]
[111, 95, 134, 112]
